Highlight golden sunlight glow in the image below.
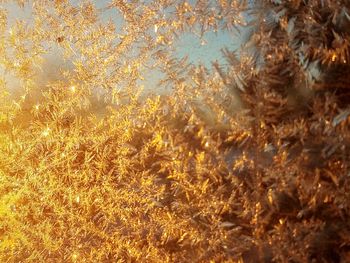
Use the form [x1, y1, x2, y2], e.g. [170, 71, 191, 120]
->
[0, 0, 349, 262]
[71, 253, 79, 261]
[332, 53, 337, 62]
[41, 127, 50, 137]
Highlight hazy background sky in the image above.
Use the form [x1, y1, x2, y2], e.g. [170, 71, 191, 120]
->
[2, 0, 245, 95]
[92, 0, 243, 68]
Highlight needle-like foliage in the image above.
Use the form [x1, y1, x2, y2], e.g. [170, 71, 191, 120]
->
[0, 0, 350, 262]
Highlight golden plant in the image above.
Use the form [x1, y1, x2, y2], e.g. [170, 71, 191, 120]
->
[1, 0, 350, 262]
